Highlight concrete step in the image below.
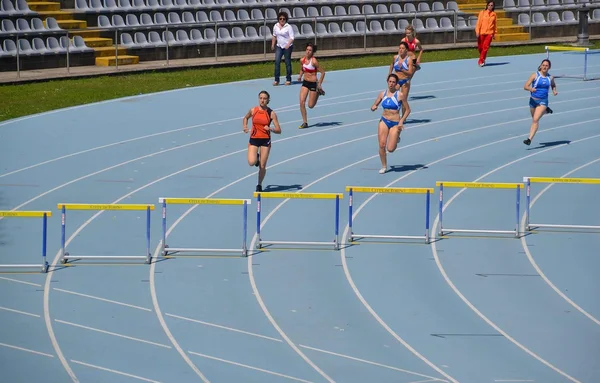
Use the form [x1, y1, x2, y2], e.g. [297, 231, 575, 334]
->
[27, 1, 60, 11]
[70, 29, 103, 38]
[95, 55, 140, 66]
[496, 32, 530, 42]
[498, 25, 526, 33]
[497, 17, 515, 26]
[38, 11, 75, 20]
[93, 46, 128, 57]
[83, 37, 114, 47]
[54, 19, 88, 29]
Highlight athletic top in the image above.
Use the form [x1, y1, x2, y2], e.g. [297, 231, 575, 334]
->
[393, 55, 409, 73]
[250, 106, 272, 139]
[381, 90, 401, 111]
[531, 71, 551, 99]
[401, 37, 417, 52]
[301, 57, 317, 73]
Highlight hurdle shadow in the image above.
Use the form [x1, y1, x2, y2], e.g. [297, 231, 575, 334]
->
[388, 164, 428, 173]
[404, 118, 431, 124]
[263, 184, 303, 192]
[409, 95, 436, 101]
[253, 242, 354, 254]
[527, 140, 571, 151]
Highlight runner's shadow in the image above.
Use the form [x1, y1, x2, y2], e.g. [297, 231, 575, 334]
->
[263, 184, 303, 192]
[409, 95, 436, 100]
[388, 164, 428, 173]
[483, 62, 510, 66]
[311, 122, 343, 128]
[527, 140, 571, 151]
[405, 118, 431, 124]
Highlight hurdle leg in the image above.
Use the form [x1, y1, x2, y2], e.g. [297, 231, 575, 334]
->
[60, 205, 67, 264]
[256, 194, 262, 249]
[438, 184, 444, 236]
[42, 213, 49, 273]
[145, 206, 151, 264]
[525, 178, 531, 231]
[348, 188, 354, 243]
[584, 49, 588, 81]
[334, 195, 340, 250]
[425, 190, 431, 243]
[161, 200, 168, 256]
[242, 201, 248, 256]
[515, 185, 520, 238]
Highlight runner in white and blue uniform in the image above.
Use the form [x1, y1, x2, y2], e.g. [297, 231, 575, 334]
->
[371, 74, 411, 174]
[523, 59, 558, 146]
[389, 41, 415, 111]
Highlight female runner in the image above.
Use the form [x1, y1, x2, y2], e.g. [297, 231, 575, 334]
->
[388, 41, 414, 114]
[523, 59, 557, 146]
[298, 42, 325, 129]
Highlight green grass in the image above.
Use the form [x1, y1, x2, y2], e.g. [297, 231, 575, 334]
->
[1, 41, 598, 122]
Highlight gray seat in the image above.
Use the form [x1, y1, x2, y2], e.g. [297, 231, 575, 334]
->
[425, 17, 439, 30]
[176, 29, 190, 44]
[140, 13, 154, 25]
[46, 17, 62, 30]
[31, 17, 46, 31]
[1, 19, 16, 33]
[46, 36, 63, 53]
[383, 20, 396, 32]
[112, 14, 126, 27]
[189, 29, 203, 43]
[126, 14, 140, 26]
[341, 21, 355, 34]
[134, 31, 151, 46]
[32, 37, 48, 54]
[16, 18, 31, 32]
[120, 32, 136, 47]
[334, 5, 346, 15]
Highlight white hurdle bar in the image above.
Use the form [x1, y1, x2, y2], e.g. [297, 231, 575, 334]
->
[524, 176, 600, 231]
[346, 186, 433, 243]
[58, 203, 155, 265]
[159, 197, 250, 257]
[437, 181, 524, 237]
[255, 192, 343, 250]
[0, 211, 51, 273]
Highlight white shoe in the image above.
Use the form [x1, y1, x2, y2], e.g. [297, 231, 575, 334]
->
[379, 167, 387, 174]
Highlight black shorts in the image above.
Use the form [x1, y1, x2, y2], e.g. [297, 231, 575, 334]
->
[249, 137, 271, 147]
[302, 80, 317, 91]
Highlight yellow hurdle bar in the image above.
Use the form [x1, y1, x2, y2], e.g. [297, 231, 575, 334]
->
[253, 192, 344, 199]
[524, 177, 600, 185]
[0, 211, 51, 273]
[524, 176, 600, 231]
[159, 197, 251, 205]
[159, 197, 250, 257]
[545, 45, 589, 52]
[345, 186, 433, 194]
[0, 211, 52, 218]
[437, 181, 523, 237]
[57, 203, 155, 211]
[436, 181, 524, 189]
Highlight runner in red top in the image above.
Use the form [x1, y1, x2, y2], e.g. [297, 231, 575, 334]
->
[401, 25, 423, 71]
[297, 42, 326, 129]
[243, 90, 282, 192]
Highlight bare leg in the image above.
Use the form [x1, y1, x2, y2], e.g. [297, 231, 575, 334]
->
[247, 145, 259, 166]
[378, 121, 389, 173]
[308, 90, 320, 109]
[257, 145, 271, 186]
[299, 86, 309, 128]
[387, 126, 401, 153]
[525, 106, 547, 145]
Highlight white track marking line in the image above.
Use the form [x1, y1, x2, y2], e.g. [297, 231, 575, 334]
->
[429, 135, 600, 383]
[338, 118, 600, 383]
[0, 276, 42, 287]
[165, 313, 282, 342]
[70, 360, 162, 383]
[53, 288, 152, 312]
[494, 380, 535, 382]
[0, 342, 54, 358]
[0, 305, 40, 318]
[153, 104, 600, 383]
[520, 157, 600, 327]
[299, 344, 447, 382]
[187, 351, 314, 383]
[54, 319, 171, 349]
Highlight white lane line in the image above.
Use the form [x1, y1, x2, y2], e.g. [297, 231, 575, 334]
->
[0, 342, 54, 358]
[338, 118, 600, 383]
[70, 359, 162, 383]
[165, 313, 282, 342]
[53, 288, 152, 312]
[0, 276, 42, 287]
[299, 344, 447, 382]
[54, 319, 172, 349]
[0, 305, 40, 318]
[187, 351, 314, 383]
[521, 157, 600, 327]
[429, 135, 600, 383]
[494, 380, 535, 382]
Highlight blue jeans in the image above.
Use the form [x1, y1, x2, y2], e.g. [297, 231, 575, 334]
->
[274, 45, 293, 83]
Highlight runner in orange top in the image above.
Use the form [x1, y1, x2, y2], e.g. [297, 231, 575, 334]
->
[243, 90, 282, 192]
[475, 0, 497, 67]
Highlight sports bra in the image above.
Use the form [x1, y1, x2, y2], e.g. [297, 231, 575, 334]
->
[381, 90, 401, 111]
[531, 71, 551, 99]
[393, 55, 409, 73]
[402, 37, 417, 52]
[301, 57, 316, 73]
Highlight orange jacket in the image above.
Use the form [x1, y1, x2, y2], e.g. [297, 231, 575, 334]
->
[476, 10, 497, 36]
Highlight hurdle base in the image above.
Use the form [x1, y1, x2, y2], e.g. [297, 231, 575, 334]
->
[439, 228, 519, 237]
[350, 233, 428, 243]
[257, 240, 339, 250]
[61, 254, 151, 265]
[527, 223, 600, 232]
[163, 246, 246, 257]
[0, 263, 49, 273]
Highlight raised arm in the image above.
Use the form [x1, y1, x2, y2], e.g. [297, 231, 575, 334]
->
[523, 73, 537, 92]
[242, 108, 253, 133]
[371, 91, 384, 111]
[270, 111, 282, 134]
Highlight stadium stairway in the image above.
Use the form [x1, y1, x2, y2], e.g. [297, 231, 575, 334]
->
[455, 0, 530, 41]
[28, 0, 139, 66]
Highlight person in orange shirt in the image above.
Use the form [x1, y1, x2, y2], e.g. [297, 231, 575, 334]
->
[475, 1, 497, 67]
[243, 90, 282, 192]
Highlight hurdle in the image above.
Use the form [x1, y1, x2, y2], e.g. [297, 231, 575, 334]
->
[436, 181, 523, 237]
[0, 211, 51, 273]
[254, 192, 343, 250]
[159, 197, 250, 257]
[346, 186, 433, 243]
[545, 46, 600, 81]
[524, 176, 600, 231]
[57, 203, 154, 264]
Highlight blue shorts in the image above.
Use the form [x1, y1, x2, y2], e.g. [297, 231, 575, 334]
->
[380, 116, 399, 129]
[398, 78, 409, 87]
[529, 97, 548, 109]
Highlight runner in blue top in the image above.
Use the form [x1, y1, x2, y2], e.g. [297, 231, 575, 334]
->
[371, 73, 411, 174]
[523, 59, 558, 146]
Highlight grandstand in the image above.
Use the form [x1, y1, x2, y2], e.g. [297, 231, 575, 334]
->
[1, 0, 599, 73]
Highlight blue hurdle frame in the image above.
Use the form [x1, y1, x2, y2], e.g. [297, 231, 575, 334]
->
[159, 197, 250, 257]
[0, 211, 51, 273]
[255, 192, 342, 250]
